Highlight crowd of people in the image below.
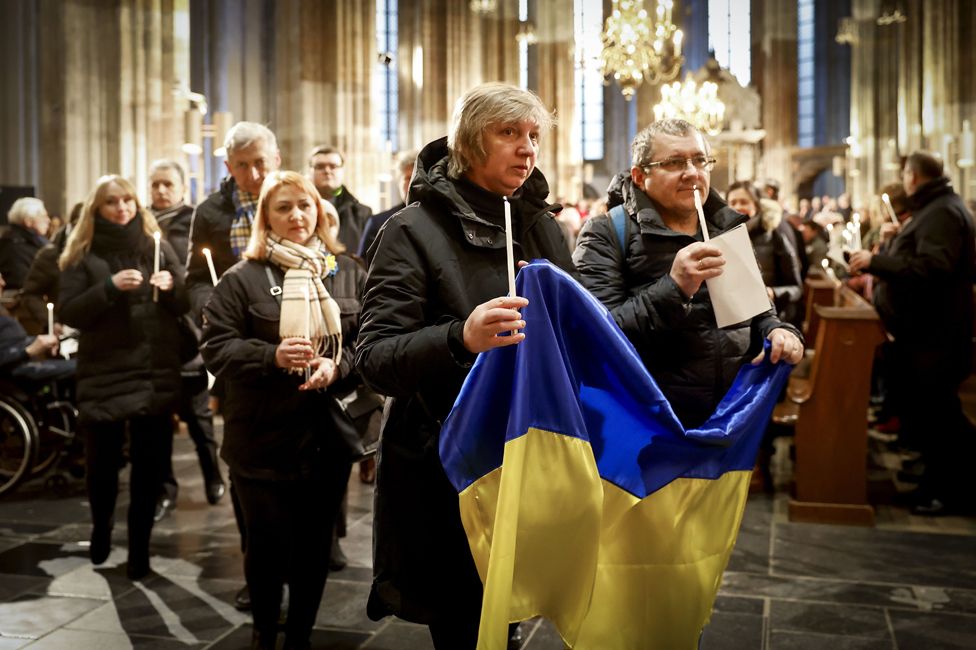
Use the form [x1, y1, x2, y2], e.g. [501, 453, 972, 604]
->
[1, 80, 973, 649]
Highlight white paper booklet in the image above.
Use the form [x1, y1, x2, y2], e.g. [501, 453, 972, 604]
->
[704, 224, 772, 328]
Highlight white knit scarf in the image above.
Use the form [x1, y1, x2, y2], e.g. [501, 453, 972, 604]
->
[266, 234, 342, 371]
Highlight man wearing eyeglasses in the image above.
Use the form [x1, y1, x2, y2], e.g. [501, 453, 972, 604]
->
[573, 119, 803, 429]
[307, 146, 374, 252]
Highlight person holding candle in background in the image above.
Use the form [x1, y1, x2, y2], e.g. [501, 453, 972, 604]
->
[58, 174, 188, 580]
[850, 151, 975, 515]
[356, 82, 575, 649]
[200, 170, 361, 650]
[0, 272, 72, 382]
[148, 159, 225, 523]
[573, 119, 803, 431]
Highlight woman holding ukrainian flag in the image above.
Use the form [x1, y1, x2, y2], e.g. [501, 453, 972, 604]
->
[356, 82, 577, 649]
[201, 170, 364, 649]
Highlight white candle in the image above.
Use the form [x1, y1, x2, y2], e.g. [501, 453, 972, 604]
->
[693, 186, 709, 242]
[202, 248, 219, 286]
[47, 302, 54, 336]
[152, 231, 161, 302]
[302, 284, 311, 382]
[503, 197, 516, 299]
[881, 193, 899, 225]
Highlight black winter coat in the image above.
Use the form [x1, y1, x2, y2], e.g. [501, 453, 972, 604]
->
[573, 173, 800, 428]
[186, 177, 239, 322]
[0, 224, 48, 290]
[355, 137, 576, 624]
[155, 204, 195, 264]
[746, 200, 803, 325]
[869, 176, 975, 376]
[59, 218, 189, 424]
[327, 186, 373, 253]
[0, 313, 32, 373]
[14, 227, 66, 336]
[201, 255, 365, 480]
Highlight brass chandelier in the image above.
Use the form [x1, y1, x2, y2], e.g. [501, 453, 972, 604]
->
[600, 0, 684, 100]
[653, 73, 725, 136]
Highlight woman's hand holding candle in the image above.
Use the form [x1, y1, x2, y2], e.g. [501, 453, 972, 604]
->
[275, 337, 314, 370]
[298, 357, 339, 391]
[149, 271, 174, 292]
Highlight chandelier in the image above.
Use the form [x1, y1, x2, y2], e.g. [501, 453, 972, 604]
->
[653, 73, 725, 136]
[600, 0, 683, 100]
[470, 0, 497, 15]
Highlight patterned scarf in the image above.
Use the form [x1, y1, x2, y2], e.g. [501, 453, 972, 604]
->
[230, 187, 258, 259]
[266, 234, 342, 370]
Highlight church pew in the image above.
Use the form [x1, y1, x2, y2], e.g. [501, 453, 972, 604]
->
[802, 274, 840, 348]
[779, 286, 886, 526]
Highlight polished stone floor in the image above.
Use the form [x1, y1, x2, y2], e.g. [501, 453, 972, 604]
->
[1, 422, 975, 649]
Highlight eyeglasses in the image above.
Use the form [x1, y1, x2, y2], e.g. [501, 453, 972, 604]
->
[643, 156, 717, 173]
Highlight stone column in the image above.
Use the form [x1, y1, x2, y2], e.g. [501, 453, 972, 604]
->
[755, 0, 798, 201]
[534, 0, 576, 201]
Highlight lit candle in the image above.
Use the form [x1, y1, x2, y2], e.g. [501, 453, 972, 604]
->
[152, 231, 161, 302]
[47, 302, 54, 337]
[202, 248, 218, 286]
[503, 197, 516, 298]
[693, 186, 709, 242]
[881, 193, 899, 225]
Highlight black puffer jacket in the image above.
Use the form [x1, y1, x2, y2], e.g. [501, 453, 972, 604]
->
[327, 187, 373, 253]
[15, 227, 67, 335]
[186, 177, 238, 321]
[59, 216, 188, 424]
[355, 137, 576, 624]
[869, 176, 975, 373]
[573, 172, 799, 428]
[0, 224, 48, 290]
[201, 254, 364, 480]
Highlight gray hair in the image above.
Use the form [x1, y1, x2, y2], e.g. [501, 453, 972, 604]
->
[7, 197, 46, 226]
[148, 158, 186, 185]
[396, 149, 419, 175]
[631, 119, 707, 168]
[224, 121, 278, 156]
[447, 82, 556, 178]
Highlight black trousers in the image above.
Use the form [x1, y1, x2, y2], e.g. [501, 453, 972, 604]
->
[84, 415, 171, 563]
[893, 342, 973, 501]
[161, 373, 220, 501]
[231, 457, 350, 647]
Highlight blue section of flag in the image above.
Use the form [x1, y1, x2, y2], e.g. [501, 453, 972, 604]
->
[439, 260, 792, 499]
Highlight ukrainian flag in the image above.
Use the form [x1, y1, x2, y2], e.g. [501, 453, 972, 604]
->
[439, 261, 792, 649]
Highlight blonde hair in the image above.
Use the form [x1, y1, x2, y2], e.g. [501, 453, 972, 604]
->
[59, 175, 160, 270]
[447, 82, 556, 178]
[243, 170, 345, 260]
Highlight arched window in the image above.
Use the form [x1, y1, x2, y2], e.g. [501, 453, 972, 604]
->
[374, 0, 398, 151]
[708, 0, 751, 86]
[574, 0, 604, 161]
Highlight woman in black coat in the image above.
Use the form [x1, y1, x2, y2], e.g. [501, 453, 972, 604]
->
[355, 82, 576, 649]
[200, 170, 360, 650]
[726, 181, 803, 325]
[58, 174, 188, 580]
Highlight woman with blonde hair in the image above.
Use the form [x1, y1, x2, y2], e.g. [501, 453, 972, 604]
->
[59, 174, 188, 580]
[201, 170, 362, 649]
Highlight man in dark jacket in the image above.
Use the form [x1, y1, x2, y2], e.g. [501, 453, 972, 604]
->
[356, 82, 575, 649]
[573, 119, 803, 429]
[0, 197, 51, 292]
[359, 149, 417, 259]
[850, 151, 976, 515]
[148, 159, 225, 521]
[185, 122, 281, 321]
[307, 145, 373, 252]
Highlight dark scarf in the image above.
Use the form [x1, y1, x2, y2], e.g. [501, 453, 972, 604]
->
[91, 213, 152, 271]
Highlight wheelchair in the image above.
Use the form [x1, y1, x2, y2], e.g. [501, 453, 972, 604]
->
[0, 371, 79, 497]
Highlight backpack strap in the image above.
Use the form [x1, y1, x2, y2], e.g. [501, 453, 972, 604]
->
[608, 204, 629, 259]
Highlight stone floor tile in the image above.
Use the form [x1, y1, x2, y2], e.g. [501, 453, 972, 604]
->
[0, 542, 91, 577]
[768, 630, 892, 649]
[887, 608, 976, 650]
[0, 594, 103, 638]
[700, 610, 765, 649]
[316, 579, 384, 633]
[769, 600, 890, 640]
[26, 627, 205, 649]
[360, 620, 435, 650]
